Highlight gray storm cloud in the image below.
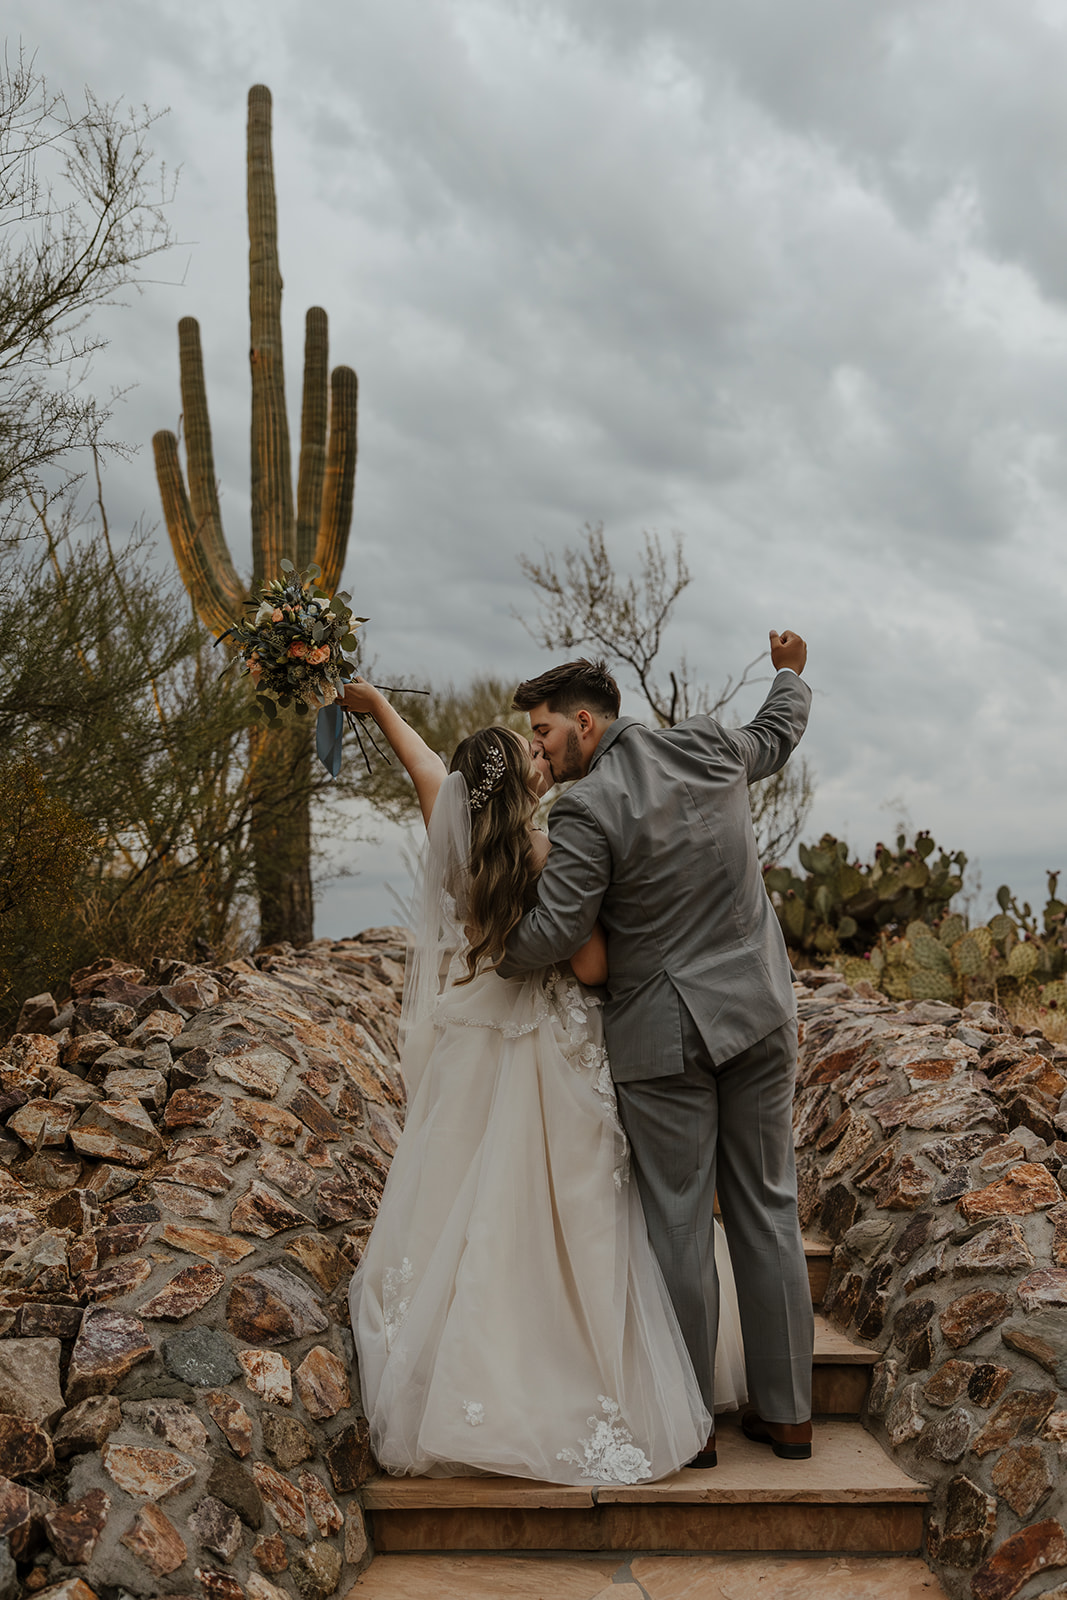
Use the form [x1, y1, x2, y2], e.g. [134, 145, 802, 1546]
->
[8, 0, 1065, 930]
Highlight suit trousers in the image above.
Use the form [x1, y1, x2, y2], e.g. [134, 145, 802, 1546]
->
[615, 1014, 813, 1423]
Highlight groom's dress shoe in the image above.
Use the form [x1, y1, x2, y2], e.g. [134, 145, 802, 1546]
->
[741, 1411, 812, 1460]
[687, 1431, 716, 1469]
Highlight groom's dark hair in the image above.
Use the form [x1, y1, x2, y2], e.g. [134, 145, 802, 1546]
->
[512, 658, 620, 720]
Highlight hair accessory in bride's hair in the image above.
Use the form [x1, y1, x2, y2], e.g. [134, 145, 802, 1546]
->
[468, 746, 506, 813]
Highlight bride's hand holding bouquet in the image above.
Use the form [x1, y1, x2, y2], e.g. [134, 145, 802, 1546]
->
[337, 677, 387, 718]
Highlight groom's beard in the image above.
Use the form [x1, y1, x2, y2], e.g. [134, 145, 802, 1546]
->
[550, 727, 585, 785]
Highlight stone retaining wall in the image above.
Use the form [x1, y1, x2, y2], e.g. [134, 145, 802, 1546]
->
[794, 971, 1067, 1600]
[4, 940, 1066, 1600]
[0, 933, 408, 1600]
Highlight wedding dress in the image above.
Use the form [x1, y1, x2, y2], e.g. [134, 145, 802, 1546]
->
[349, 775, 747, 1485]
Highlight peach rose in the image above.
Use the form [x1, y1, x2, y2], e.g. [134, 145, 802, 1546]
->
[307, 645, 330, 666]
[271, 608, 284, 623]
[288, 641, 308, 659]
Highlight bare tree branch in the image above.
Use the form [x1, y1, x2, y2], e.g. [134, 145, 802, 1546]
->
[0, 47, 174, 522]
[517, 523, 813, 863]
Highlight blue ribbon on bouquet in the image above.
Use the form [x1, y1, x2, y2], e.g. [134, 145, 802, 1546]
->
[315, 683, 428, 778]
[314, 667, 356, 779]
[316, 702, 347, 779]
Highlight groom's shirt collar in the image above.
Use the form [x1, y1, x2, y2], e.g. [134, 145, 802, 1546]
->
[585, 716, 640, 775]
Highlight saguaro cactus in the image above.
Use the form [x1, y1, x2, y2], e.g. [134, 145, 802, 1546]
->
[153, 85, 357, 946]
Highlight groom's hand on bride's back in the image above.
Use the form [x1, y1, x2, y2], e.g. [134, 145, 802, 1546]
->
[769, 630, 807, 676]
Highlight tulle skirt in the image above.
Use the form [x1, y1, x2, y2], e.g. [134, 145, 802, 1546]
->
[350, 968, 746, 1483]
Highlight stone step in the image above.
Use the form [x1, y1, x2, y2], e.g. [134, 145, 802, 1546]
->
[812, 1311, 877, 1415]
[345, 1552, 948, 1599]
[805, 1236, 833, 1305]
[362, 1416, 930, 1557]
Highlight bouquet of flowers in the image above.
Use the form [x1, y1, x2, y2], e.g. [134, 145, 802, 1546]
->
[221, 559, 399, 776]
[222, 559, 365, 722]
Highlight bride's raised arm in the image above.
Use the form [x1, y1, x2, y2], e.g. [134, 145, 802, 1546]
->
[338, 679, 445, 825]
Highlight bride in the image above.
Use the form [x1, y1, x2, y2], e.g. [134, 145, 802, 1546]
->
[344, 680, 746, 1484]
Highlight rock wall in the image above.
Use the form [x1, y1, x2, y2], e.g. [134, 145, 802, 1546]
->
[0, 933, 408, 1600]
[794, 971, 1067, 1600]
[5, 937, 1066, 1600]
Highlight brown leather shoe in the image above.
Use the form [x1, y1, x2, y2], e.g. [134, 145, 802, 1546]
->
[687, 1431, 717, 1469]
[741, 1411, 812, 1460]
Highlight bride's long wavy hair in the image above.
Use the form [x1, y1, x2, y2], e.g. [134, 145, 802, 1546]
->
[449, 726, 541, 983]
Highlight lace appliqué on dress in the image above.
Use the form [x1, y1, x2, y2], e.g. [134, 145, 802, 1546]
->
[594, 1058, 631, 1189]
[556, 1396, 653, 1484]
[547, 972, 631, 1189]
[462, 1401, 485, 1427]
[382, 1257, 414, 1349]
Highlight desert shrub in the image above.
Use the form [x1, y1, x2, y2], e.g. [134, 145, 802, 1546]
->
[0, 514, 259, 1024]
[0, 752, 97, 1013]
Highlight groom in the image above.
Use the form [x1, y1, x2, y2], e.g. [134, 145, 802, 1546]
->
[499, 632, 814, 1465]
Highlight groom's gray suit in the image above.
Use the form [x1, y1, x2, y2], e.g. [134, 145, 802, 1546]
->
[499, 668, 814, 1422]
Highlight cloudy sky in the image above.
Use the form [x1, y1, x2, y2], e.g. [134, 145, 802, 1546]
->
[10, 0, 1067, 935]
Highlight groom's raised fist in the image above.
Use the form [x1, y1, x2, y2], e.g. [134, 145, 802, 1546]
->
[770, 630, 807, 675]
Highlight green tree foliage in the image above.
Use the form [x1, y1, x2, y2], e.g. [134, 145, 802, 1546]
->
[517, 523, 814, 863]
[1, 49, 172, 522]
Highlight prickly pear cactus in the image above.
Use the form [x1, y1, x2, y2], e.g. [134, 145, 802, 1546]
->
[880, 938, 915, 1001]
[953, 932, 987, 976]
[909, 926, 953, 974]
[1007, 941, 1041, 979]
[908, 969, 955, 1002]
[775, 829, 1066, 1008]
[767, 831, 968, 964]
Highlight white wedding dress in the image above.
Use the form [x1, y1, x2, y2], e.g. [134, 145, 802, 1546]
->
[349, 775, 747, 1485]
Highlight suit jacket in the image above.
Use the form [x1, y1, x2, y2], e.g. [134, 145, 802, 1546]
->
[498, 669, 812, 1082]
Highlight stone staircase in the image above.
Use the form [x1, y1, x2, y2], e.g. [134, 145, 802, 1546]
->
[344, 1240, 947, 1597]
